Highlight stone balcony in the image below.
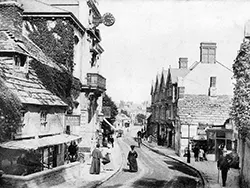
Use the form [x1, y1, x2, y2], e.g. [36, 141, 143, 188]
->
[81, 73, 106, 95]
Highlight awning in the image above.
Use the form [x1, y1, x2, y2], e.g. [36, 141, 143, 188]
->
[0, 134, 82, 151]
[104, 117, 117, 130]
[192, 135, 207, 140]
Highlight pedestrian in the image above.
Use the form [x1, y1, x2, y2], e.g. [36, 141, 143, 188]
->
[90, 143, 103, 174]
[68, 141, 78, 162]
[127, 145, 138, 172]
[193, 144, 199, 162]
[110, 135, 114, 148]
[199, 148, 204, 161]
[217, 149, 232, 187]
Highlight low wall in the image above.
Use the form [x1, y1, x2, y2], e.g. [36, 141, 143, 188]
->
[0, 162, 80, 188]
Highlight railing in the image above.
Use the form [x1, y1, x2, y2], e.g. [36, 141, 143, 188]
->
[82, 73, 106, 92]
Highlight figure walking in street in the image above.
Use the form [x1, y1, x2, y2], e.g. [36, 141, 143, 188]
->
[90, 143, 103, 174]
[217, 149, 232, 187]
[137, 130, 142, 148]
[193, 144, 200, 162]
[127, 145, 138, 172]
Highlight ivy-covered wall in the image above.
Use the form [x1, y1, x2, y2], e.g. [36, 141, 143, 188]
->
[25, 18, 75, 73]
[231, 40, 250, 138]
[30, 60, 81, 111]
[0, 77, 22, 142]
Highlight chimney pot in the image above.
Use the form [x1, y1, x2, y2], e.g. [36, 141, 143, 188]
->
[200, 42, 216, 64]
[179, 57, 188, 69]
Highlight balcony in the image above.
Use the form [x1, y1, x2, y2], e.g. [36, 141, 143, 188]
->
[81, 73, 106, 94]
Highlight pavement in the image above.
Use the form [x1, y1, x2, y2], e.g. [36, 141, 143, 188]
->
[141, 139, 240, 188]
[51, 138, 123, 188]
[51, 133, 240, 188]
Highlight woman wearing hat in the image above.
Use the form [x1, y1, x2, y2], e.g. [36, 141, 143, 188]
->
[127, 145, 138, 172]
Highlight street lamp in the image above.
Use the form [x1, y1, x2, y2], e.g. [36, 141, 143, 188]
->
[186, 114, 192, 163]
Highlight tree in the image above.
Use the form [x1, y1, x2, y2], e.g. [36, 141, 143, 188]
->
[121, 109, 130, 117]
[136, 113, 146, 124]
[231, 40, 250, 138]
[102, 93, 118, 124]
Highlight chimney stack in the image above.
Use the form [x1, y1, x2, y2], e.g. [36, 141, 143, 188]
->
[178, 57, 188, 69]
[200, 42, 216, 64]
[0, 0, 23, 38]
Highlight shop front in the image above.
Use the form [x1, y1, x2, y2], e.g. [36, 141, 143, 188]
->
[206, 128, 234, 161]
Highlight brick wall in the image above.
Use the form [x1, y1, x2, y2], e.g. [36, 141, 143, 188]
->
[1, 162, 80, 188]
[0, 1, 23, 36]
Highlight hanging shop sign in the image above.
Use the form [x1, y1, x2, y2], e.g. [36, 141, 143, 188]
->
[102, 12, 115, 27]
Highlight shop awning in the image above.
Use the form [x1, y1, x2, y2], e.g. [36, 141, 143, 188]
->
[0, 134, 82, 151]
[192, 135, 207, 140]
[104, 117, 117, 130]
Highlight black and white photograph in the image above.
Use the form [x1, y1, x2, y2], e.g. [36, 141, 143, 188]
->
[0, 0, 249, 187]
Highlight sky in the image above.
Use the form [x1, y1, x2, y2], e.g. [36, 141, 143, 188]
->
[97, 0, 250, 104]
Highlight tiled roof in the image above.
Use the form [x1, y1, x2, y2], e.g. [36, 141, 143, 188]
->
[0, 30, 67, 106]
[169, 68, 190, 83]
[178, 94, 232, 125]
[0, 31, 28, 55]
[0, 61, 67, 106]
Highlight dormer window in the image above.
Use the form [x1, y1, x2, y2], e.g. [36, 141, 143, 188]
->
[14, 54, 26, 67]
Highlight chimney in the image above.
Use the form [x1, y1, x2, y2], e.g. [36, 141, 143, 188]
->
[0, 0, 23, 37]
[200, 42, 216, 64]
[178, 57, 188, 69]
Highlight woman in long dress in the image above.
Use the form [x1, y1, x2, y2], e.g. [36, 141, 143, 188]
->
[127, 145, 138, 172]
[90, 144, 103, 174]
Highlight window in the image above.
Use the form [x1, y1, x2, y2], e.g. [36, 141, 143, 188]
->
[210, 77, 216, 87]
[40, 111, 47, 127]
[178, 87, 185, 98]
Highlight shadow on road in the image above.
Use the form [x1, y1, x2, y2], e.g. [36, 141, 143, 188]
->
[132, 177, 169, 188]
[101, 184, 123, 188]
[164, 160, 199, 178]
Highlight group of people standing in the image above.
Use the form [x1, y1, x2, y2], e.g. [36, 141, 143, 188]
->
[192, 144, 207, 162]
[89, 142, 139, 174]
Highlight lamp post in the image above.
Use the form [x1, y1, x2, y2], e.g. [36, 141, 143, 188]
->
[187, 114, 192, 163]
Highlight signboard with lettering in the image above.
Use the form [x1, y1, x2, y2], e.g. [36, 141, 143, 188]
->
[65, 115, 80, 127]
[102, 106, 111, 118]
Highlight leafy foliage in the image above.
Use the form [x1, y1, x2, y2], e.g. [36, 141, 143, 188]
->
[30, 60, 81, 111]
[26, 18, 74, 72]
[102, 93, 118, 124]
[231, 40, 250, 138]
[0, 78, 22, 142]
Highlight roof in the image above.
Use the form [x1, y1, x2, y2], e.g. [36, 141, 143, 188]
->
[178, 94, 232, 125]
[169, 68, 190, 83]
[0, 61, 67, 106]
[20, 0, 86, 34]
[0, 30, 67, 106]
[0, 134, 81, 150]
[20, 0, 68, 14]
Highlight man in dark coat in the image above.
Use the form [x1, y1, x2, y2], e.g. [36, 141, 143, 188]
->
[217, 150, 232, 187]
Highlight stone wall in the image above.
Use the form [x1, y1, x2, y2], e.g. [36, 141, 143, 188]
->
[1, 162, 80, 188]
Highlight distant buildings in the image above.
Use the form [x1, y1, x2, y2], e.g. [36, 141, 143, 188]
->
[149, 42, 236, 161]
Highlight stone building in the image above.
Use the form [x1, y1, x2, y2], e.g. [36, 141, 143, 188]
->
[19, 0, 113, 150]
[150, 42, 235, 160]
[0, 0, 82, 176]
